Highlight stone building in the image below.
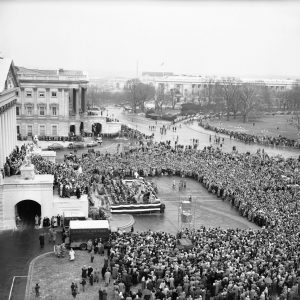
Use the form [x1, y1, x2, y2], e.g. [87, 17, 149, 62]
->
[16, 66, 89, 138]
[0, 57, 19, 169]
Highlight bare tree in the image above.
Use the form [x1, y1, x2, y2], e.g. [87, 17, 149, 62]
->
[124, 79, 155, 113]
[239, 83, 260, 123]
[219, 77, 241, 120]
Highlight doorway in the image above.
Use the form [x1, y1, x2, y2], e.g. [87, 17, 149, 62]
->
[15, 200, 41, 227]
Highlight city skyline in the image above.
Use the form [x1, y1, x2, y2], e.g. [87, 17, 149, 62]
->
[0, 0, 300, 79]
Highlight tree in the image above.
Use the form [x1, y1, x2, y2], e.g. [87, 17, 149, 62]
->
[287, 84, 300, 110]
[218, 77, 241, 120]
[239, 83, 260, 123]
[124, 79, 155, 113]
[156, 83, 165, 112]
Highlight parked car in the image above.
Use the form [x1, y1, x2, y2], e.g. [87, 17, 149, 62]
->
[48, 142, 64, 150]
[87, 141, 98, 147]
[68, 142, 85, 149]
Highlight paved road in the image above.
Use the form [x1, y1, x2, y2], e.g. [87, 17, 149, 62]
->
[0, 228, 61, 299]
[108, 107, 299, 159]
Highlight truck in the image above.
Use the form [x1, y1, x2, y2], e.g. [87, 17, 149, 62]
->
[66, 220, 111, 250]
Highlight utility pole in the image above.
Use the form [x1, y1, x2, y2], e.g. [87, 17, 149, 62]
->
[136, 60, 139, 79]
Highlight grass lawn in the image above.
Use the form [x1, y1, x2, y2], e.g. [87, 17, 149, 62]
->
[28, 250, 139, 300]
[207, 115, 299, 140]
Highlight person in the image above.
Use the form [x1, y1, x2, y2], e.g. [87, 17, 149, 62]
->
[80, 278, 86, 292]
[35, 283, 40, 297]
[39, 233, 45, 249]
[35, 215, 39, 227]
[90, 249, 95, 263]
[131, 225, 134, 233]
[71, 282, 77, 298]
[104, 269, 111, 286]
[69, 248, 75, 261]
[172, 179, 176, 189]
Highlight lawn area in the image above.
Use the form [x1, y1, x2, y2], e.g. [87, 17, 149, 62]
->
[27, 250, 139, 300]
[207, 115, 299, 140]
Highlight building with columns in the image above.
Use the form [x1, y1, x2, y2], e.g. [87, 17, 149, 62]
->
[16, 67, 89, 138]
[0, 57, 19, 169]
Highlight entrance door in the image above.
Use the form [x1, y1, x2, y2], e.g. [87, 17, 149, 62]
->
[15, 200, 41, 228]
[70, 125, 76, 135]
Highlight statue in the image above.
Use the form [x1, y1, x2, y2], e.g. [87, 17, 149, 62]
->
[33, 135, 39, 146]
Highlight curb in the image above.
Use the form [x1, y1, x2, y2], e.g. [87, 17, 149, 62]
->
[24, 251, 53, 300]
[110, 214, 135, 232]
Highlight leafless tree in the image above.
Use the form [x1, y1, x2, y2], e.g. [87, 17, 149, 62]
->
[239, 83, 260, 123]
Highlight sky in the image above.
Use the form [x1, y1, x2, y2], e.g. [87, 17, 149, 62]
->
[0, 0, 300, 79]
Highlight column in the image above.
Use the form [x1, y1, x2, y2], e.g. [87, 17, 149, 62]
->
[3, 111, 8, 160]
[9, 108, 13, 152]
[81, 88, 86, 113]
[0, 114, 3, 168]
[76, 88, 80, 117]
[13, 106, 17, 146]
[8, 109, 12, 154]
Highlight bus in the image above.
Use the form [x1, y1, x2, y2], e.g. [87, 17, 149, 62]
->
[66, 220, 111, 250]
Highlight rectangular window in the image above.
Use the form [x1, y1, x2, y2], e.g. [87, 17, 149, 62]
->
[51, 91, 57, 97]
[16, 106, 20, 116]
[27, 125, 33, 136]
[52, 125, 58, 136]
[27, 106, 33, 116]
[39, 91, 45, 98]
[52, 106, 57, 116]
[39, 125, 46, 136]
[26, 91, 32, 97]
[39, 106, 45, 116]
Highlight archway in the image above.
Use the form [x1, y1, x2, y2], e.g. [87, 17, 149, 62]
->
[70, 125, 76, 135]
[92, 123, 102, 136]
[15, 200, 41, 227]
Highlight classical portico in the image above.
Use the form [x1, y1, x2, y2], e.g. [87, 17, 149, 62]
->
[0, 58, 19, 169]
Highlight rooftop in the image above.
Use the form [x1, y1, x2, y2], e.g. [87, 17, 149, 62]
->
[16, 66, 89, 83]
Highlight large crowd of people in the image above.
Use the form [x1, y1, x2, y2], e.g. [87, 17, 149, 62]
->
[197, 119, 299, 149]
[22, 125, 300, 299]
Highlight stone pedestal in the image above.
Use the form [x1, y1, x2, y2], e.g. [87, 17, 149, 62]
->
[20, 164, 35, 180]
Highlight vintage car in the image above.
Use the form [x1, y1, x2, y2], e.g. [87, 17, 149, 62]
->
[87, 141, 98, 147]
[68, 142, 85, 149]
[48, 142, 64, 150]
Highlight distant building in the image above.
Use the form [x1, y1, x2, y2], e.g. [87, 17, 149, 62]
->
[0, 57, 19, 169]
[16, 66, 89, 137]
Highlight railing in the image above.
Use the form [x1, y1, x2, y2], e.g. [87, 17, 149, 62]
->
[17, 74, 88, 82]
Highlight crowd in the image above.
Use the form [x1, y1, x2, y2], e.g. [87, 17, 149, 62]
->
[96, 178, 158, 205]
[197, 120, 299, 149]
[24, 125, 300, 299]
[2, 144, 27, 177]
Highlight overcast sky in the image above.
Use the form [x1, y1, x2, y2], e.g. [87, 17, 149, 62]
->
[0, 0, 300, 79]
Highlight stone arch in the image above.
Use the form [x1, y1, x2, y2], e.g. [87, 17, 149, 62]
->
[15, 199, 41, 226]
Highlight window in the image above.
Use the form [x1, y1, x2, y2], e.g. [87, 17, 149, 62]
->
[16, 106, 20, 116]
[26, 91, 32, 97]
[52, 106, 57, 116]
[27, 125, 33, 136]
[26, 106, 33, 116]
[51, 91, 57, 97]
[39, 125, 46, 136]
[39, 106, 46, 116]
[52, 125, 58, 136]
[39, 91, 45, 98]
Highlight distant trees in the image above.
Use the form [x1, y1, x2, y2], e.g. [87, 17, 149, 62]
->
[124, 79, 155, 113]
